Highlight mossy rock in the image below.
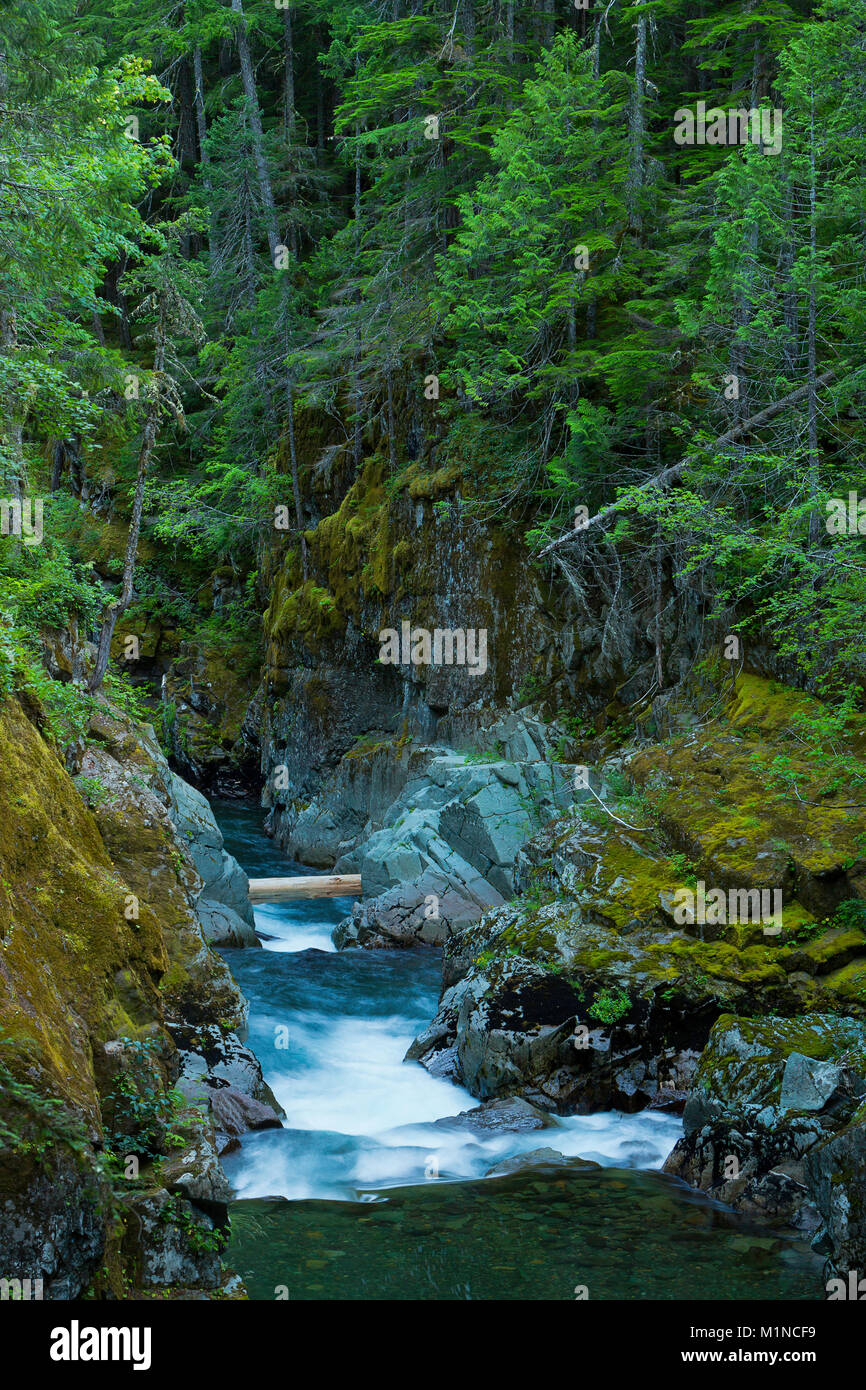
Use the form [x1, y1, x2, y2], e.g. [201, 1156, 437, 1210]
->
[0, 694, 245, 1296]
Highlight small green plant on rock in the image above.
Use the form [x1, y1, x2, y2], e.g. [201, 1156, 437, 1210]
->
[157, 1196, 226, 1256]
[670, 852, 699, 887]
[103, 1036, 186, 1161]
[75, 775, 108, 808]
[588, 987, 631, 1025]
[830, 899, 866, 934]
[0, 1041, 90, 1161]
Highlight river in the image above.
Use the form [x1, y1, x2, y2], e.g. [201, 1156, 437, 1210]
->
[215, 799, 824, 1301]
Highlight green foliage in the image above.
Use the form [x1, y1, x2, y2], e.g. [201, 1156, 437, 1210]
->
[588, 988, 632, 1026]
[2, 0, 866, 782]
[102, 1036, 185, 1161]
[157, 1196, 226, 1256]
[670, 852, 699, 887]
[830, 899, 866, 933]
[0, 1039, 90, 1161]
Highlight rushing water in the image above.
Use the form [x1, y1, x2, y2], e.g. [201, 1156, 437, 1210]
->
[215, 799, 824, 1300]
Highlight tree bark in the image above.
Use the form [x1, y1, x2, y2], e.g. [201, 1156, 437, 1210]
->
[175, 58, 198, 174]
[806, 80, 821, 547]
[284, 358, 308, 580]
[463, 0, 476, 53]
[0, 304, 24, 500]
[193, 45, 211, 179]
[283, 5, 296, 141]
[628, 0, 647, 235]
[231, 0, 281, 261]
[316, 30, 326, 155]
[352, 74, 363, 474]
[505, 0, 514, 111]
[654, 529, 664, 690]
[543, 0, 555, 46]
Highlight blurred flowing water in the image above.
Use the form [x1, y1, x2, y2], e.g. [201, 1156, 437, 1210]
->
[215, 799, 823, 1300]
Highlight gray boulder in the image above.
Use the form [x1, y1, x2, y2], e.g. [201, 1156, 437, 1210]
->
[120, 1189, 223, 1289]
[169, 773, 259, 947]
[664, 1012, 866, 1268]
[333, 742, 581, 949]
[485, 1149, 601, 1177]
[431, 1096, 559, 1133]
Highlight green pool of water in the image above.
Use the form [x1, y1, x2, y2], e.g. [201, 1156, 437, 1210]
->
[228, 1165, 824, 1301]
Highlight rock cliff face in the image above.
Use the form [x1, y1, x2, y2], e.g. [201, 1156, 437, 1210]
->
[0, 694, 274, 1299]
[252, 446, 710, 859]
[161, 636, 262, 796]
[402, 674, 866, 1272]
[168, 774, 259, 949]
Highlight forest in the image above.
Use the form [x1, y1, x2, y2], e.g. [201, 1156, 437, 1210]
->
[2, 0, 865, 709]
[2, 0, 866, 1323]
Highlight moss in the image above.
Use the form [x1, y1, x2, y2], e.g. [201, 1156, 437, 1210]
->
[0, 697, 166, 1123]
[407, 463, 463, 500]
[0, 694, 244, 1294]
[627, 673, 866, 918]
[269, 580, 343, 644]
[311, 458, 391, 616]
[499, 915, 558, 960]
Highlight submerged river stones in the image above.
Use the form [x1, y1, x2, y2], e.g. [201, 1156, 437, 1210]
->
[664, 1013, 866, 1269]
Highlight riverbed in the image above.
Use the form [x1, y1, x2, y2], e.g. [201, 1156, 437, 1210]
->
[215, 800, 824, 1301]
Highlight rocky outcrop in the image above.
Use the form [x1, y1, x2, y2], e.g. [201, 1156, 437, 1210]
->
[401, 672, 866, 1266]
[253, 434, 714, 849]
[485, 1149, 601, 1177]
[0, 693, 266, 1298]
[663, 1012, 866, 1272]
[162, 634, 261, 796]
[279, 714, 581, 950]
[410, 676, 866, 1106]
[333, 744, 578, 948]
[168, 774, 259, 948]
[167, 1022, 283, 1156]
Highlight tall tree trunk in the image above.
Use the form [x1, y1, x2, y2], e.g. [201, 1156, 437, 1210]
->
[316, 30, 326, 155]
[543, 0, 555, 46]
[242, 167, 257, 312]
[352, 65, 364, 474]
[283, 5, 296, 140]
[628, 0, 647, 235]
[780, 181, 799, 373]
[727, 38, 764, 424]
[231, 0, 281, 260]
[284, 356, 308, 580]
[51, 441, 65, 493]
[282, 8, 298, 256]
[175, 58, 198, 174]
[505, 0, 514, 110]
[463, 0, 476, 53]
[384, 290, 397, 475]
[89, 320, 166, 694]
[654, 529, 665, 691]
[193, 45, 211, 181]
[193, 44, 220, 260]
[0, 305, 24, 500]
[807, 80, 821, 547]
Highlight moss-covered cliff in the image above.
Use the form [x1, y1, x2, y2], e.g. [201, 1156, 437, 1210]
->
[0, 693, 254, 1298]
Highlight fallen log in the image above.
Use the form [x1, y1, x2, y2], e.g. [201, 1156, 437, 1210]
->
[538, 370, 836, 558]
[248, 874, 362, 903]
